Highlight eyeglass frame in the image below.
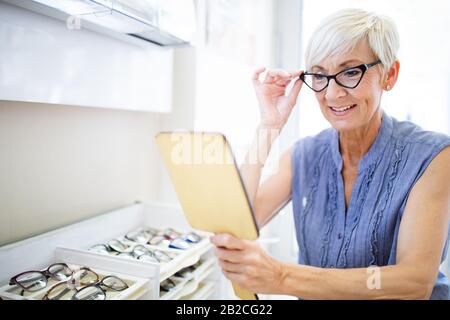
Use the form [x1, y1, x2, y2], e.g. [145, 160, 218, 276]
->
[43, 274, 128, 300]
[9, 264, 98, 296]
[117, 244, 173, 263]
[9, 263, 71, 291]
[300, 60, 382, 92]
[71, 276, 129, 300]
[125, 228, 156, 244]
[117, 244, 160, 263]
[9, 263, 80, 295]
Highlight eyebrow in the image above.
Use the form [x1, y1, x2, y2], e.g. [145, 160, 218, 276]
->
[312, 59, 364, 71]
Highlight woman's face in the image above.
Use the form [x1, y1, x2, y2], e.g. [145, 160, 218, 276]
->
[312, 40, 384, 132]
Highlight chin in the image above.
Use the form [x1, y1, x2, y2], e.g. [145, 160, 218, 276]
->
[321, 106, 361, 132]
[328, 119, 360, 132]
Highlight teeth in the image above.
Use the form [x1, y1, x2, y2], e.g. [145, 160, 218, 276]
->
[331, 104, 355, 112]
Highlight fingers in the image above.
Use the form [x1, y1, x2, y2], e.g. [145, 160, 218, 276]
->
[214, 246, 244, 263]
[266, 69, 304, 88]
[252, 67, 266, 85]
[274, 77, 292, 87]
[254, 68, 303, 85]
[253, 68, 304, 98]
[222, 270, 247, 286]
[210, 234, 246, 250]
[218, 259, 243, 273]
[287, 76, 304, 105]
[263, 69, 292, 84]
[290, 69, 303, 78]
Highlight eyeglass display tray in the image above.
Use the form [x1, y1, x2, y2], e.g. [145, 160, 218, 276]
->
[0, 262, 150, 300]
[0, 202, 226, 300]
[159, 255, 216, 300]
[180, 281, 216, 300]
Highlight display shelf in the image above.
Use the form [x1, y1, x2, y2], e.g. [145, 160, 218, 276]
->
[180, 281, 216, 300]
[0, 262, 149, 300]
[0, 202, 224, 300]
[159, 255, 216, 300]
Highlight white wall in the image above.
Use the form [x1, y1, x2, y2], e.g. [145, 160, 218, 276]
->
[0, 100, 162, 245]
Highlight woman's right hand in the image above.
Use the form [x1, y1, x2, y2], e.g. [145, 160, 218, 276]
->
[252, 68, 303, 130]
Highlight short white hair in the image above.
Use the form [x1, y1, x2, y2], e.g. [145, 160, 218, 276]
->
[305, 8, 399, 73]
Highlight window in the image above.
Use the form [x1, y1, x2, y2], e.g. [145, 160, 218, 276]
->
[193, 0, 275, 164]
[299, 0, 450, 137]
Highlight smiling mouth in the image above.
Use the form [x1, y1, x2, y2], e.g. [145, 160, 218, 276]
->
[329, 104, 357, 113]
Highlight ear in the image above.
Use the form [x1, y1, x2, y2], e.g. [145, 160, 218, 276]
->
[384, 60, 400, 91]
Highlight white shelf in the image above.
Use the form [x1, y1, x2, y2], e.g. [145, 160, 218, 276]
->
[0, 263, 150, 300]
[180, 281, 216, 300]
[159, 256, 216, 300]
[0, 202, 224, 300]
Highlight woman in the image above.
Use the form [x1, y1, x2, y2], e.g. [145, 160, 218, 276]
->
[210, 8, 450, 299]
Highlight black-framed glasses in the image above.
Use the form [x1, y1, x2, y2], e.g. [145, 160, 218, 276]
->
[43, 274, 128, 300]
[300, 60, 381, 92]
[8, 263, 97, 295]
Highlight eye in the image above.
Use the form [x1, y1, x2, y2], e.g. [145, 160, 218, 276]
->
[343, 69, 362, 78]
[313, 74, 326, 81]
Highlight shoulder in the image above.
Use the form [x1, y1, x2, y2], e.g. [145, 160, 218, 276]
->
[420, 144, 450, 184]
[386, 114, 450, 188]
[403, 144, 450, 225]
[390, 116, 450, 149]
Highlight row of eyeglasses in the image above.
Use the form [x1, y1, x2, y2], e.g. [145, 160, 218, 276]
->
[9, 263, 128, 300]
[89, 227, 203, 264]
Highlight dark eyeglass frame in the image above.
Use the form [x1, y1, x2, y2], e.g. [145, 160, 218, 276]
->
[43, 274, 128, 300]
[300, 60, 382, 92]
[72, 277, 129, 300]
[9, 263, 73, 293]
[10, 264, 98, 298]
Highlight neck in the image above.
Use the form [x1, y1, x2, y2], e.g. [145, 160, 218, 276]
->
[339, 110, 383, 167]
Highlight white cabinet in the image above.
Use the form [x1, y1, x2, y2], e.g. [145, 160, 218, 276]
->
[0, 202, 235, 300]
[0, 1, 173, 113]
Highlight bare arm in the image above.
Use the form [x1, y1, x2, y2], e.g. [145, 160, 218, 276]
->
[241, 144, 292, 227]
[278, 146, 450, 299]
[240, 67, 303, 227]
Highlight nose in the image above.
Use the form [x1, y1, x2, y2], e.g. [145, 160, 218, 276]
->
[324, 78, 347, 101]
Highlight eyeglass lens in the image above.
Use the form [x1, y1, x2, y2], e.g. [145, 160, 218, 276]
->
[11, 263, 73, 293]
[302, 67, 364, 92]
[71, 276, 128, 300]
[45, 272, 124, 300]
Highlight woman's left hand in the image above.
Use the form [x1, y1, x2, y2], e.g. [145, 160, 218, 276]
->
[210, 233, 285, 294]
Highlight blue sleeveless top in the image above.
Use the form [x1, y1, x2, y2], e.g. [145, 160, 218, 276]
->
[291, 111, 450, 299]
